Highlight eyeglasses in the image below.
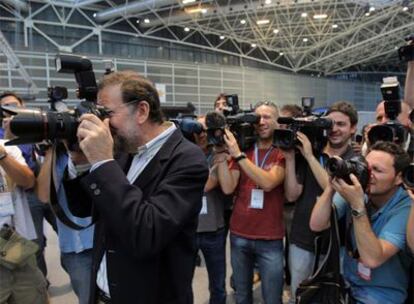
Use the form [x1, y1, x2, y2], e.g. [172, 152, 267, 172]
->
[106, 99, 141, 116]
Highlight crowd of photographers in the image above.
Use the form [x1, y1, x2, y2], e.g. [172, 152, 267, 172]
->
[0, 42, 413, 304]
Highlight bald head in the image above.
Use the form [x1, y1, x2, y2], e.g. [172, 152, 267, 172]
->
[375, 101, 412, 127]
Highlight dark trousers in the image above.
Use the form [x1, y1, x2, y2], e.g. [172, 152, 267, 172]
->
[196, 228, 227, 304]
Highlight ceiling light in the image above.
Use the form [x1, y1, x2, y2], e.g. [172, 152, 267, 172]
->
[93, 13, 97, 18]
[144, 18, 150, 23]
[303, 38, 308, 42]
[365, 12, 370, 16]
[301, 12, 307, 17]
[136, 19, 140, 24]
[265, 0, 272, 4]
[279, 52, 284, 56]
[182, 0, 196, 4]
[332, 24, 338, 28]
[313, 14, 328, 19]
[201, 8, 208, 14]
[220, 35, 225, 40]
[251, 43, 257, 47]
[240, 19, 246, 24]
[257, 19, 270, 25]
[369, 6, 375, 12]
[184, 27, 190, 32]
[273, 29, 279, 34]
[403, 6, 409, 11]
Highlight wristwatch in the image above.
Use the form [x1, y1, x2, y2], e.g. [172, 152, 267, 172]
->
[351, 207, 367, 218]
[234, 152, 246, 162]
[0, 150, 8, 161]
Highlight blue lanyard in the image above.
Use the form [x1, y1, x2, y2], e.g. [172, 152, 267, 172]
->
[254, 144, 273, 169]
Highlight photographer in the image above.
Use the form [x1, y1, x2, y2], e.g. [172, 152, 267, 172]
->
[35, 143, 94, 304]
[193, 115, 231, 304]
[216, 101, 285, 304]
[310, 141, 412, 304]
[0, 91, 57, 280]
[63, 71, 208, 304]
[0, 94, 47, 302]
[284, 101, 358, 303]
[214, 93, 228, 114]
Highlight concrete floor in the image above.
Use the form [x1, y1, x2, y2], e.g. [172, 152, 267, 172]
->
[44, 223, 289, 304]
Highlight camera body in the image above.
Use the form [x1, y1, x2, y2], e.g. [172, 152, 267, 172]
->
[398, 35, 414, 62]
[326, 155, 371, 191]
[273, 97, 332, 154]
[222, 94, 240, 117]
[368, 77, 410, 146]
[205, 111, 260, 151]
[4, 54, 108, 147]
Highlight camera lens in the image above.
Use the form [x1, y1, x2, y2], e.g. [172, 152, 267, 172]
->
[368, 125, 394, 144]
[403, 164, 414, 189]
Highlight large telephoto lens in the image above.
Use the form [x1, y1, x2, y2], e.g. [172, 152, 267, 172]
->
[403, 164, 414, 189]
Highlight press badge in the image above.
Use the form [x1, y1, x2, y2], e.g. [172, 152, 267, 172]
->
[357, 262, 371, 281]
[200, 196, 208, 215]
[250, 189, 264, 209]
[0, 192, 14, 217]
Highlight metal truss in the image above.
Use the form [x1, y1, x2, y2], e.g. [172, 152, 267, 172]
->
[0, 0, 413, 74]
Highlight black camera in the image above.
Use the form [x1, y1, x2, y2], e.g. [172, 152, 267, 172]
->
[205, 111, 260, 151]
[222, 94, 240, 117]
[398, 35, 414, 62]
[402, 163, 414, 189]
[4, 54, 108, 147]
[273, 98, 332, 154]
[326, 155, 371, 191]
[368, 77, 410, 146]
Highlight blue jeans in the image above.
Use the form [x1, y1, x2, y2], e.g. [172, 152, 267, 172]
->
[230, 234, 284, 304]
[196, 228, 227, 304]
[288, 244, 315, 304]
[60, 249, 93, 304]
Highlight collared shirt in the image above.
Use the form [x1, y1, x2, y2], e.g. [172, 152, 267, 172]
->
[55, 153, 94, 253]
[333, 187, 412, 304]
[96, 122, 177, 296]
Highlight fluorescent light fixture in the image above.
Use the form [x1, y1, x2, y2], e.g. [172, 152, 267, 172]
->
[144, 18, 150, 23]
[182, 0, 196, 4]
[240, 19, 246, 24]
[369, 6, 375, 12]
[303, 38, 308, 42]
[273, 29, 279, 34]
[256, 19, 270, 25]
[265, 0, 272, 4]
[313, 14, 328, 19]
[184, 27, 190, 32]
[251, 43, 257, 47]
[279, 52, 284, 56]
[332, 24, 338, 28]
[220, 35, 225, 40]
[301, 12, 307, 17]
[186, 7, 208, 13]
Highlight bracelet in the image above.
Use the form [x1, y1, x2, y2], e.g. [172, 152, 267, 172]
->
[233, 153, 246, 162]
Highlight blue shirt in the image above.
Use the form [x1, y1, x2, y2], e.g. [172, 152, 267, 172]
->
[333, 187, 412, 304]
[56, 153, 94, 253]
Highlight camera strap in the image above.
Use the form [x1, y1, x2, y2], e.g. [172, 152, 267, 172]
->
[49, 145, 94, 230]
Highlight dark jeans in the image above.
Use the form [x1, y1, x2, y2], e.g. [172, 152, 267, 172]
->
[196, 228, 227, 304]
[27, 191, 57, 277]
[231, 234, 284, 304]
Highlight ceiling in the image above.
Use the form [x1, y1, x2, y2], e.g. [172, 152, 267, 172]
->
[1, 0, 413, 75]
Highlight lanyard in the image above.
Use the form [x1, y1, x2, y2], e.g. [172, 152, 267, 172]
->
[254, 144, 273, 169]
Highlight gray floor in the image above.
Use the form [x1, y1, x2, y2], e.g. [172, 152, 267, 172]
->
[45, 223, 290, 304]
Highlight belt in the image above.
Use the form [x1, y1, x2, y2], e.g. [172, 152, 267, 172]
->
[98, 290, 111, 304]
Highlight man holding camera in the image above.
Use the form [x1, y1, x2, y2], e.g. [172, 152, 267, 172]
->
[64, 71, 208, 304]
[217, 101, 285, 304]
[284, 101, 358, 303]
[310, 141, 412, 304]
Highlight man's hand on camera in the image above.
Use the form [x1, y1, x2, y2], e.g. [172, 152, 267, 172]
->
[223, 129, 241, 158]
[77, 114, 114, 165]
[296, 131, 313, 160]
[331, 174, 365, 210]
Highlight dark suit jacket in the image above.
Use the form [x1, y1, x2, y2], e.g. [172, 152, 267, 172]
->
[64, 129, 208, 304]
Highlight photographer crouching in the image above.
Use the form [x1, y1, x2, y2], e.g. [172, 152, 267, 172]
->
[62, 71, 209, 304]
[216, 101, 286, 304]
[310, 142, 412, 304]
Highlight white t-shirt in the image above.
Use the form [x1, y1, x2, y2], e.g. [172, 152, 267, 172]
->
[0, 140, 36, 240]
